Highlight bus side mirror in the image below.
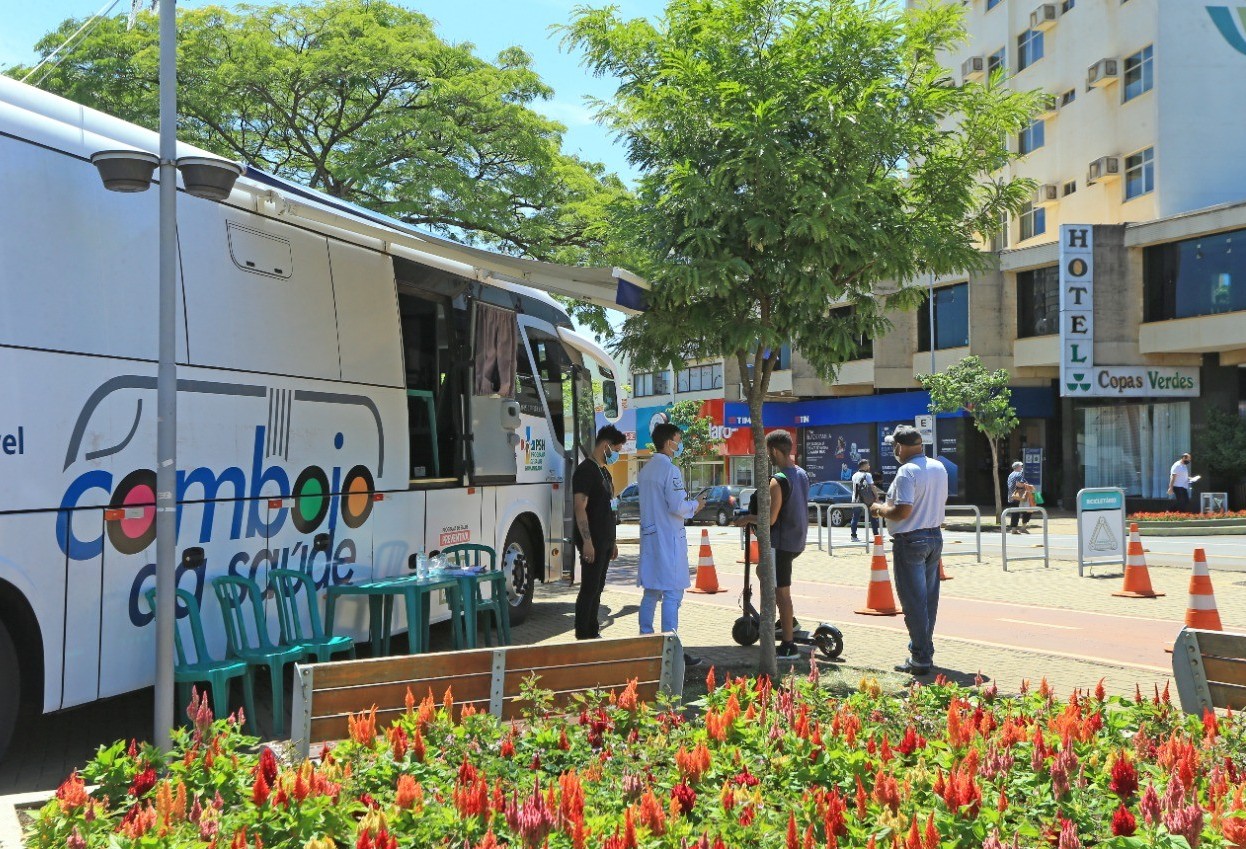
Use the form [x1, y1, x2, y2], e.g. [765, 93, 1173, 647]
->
[500, 399, 520, 431]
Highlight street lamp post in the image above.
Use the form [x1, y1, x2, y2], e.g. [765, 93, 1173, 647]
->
[928, 272, 938, 459]
[88, 0, 240, 750]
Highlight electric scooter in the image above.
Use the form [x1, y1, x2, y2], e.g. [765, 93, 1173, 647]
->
[731, 524, 844, 660]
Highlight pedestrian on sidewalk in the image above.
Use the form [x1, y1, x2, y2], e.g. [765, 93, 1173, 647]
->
[1168, 452, 1195, 512]
[1007, 461, 1034, 534]
[736, 430, 809, 660]
[572, 424, 627, 640]
[637, 422, 706, 666]
[850, 458, 881, 541]
[869, 425, 948, 677]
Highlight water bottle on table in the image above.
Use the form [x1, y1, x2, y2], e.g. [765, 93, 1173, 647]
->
[415, 548, 429, 579]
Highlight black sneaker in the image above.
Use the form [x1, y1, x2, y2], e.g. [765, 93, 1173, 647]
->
[894, 660, 932, 676]
[776, 641, 800, 660]
[683, 653, 704, 668]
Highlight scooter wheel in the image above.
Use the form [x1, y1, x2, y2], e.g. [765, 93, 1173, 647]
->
[733, 615, 761, 647]
[813, 624, 844, 660]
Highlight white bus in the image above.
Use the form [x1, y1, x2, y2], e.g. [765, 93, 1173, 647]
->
[0, 76, 644, 756]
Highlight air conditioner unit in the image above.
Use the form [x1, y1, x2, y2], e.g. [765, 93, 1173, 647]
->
[962, 56, 986, 82]
[1086, 156, 1122, 185]
[1087, 58, 1120, 88]
[1030, 3, 1059, 30]
[1033, 183, 1060, 207]
[1036, 93, 1059, 120]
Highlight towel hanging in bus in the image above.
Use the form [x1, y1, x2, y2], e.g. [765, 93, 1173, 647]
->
[473, 303, 517, 396]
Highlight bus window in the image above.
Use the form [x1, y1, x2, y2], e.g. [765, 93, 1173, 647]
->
[399, 290, 464, 482]
[515, 339, 544, 418]
[600, 378, 620, 420]
[525, 328, 569, 449]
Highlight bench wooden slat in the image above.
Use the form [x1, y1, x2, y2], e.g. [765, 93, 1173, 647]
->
[503, 657, 662, 698]
[504, 636, 662, 669]
[311, 675, 496, 717]
[1208, 682, 1246, 711]
[499, 681, 662, 720]
[309, 649, 497, 689]
[1191, 631, 1246, 661]
[1199, 655, 1246, 688]
[309, 699, 495, 742]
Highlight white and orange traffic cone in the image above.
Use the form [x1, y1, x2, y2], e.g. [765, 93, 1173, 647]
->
[855, 534, 900, 616]
[689, 529, 726, 594]
[738, 535, 760, 566]
[1185, 547, 1222, 630]
[939, 559, 952, 581]
[1113, 523, 1164, 599]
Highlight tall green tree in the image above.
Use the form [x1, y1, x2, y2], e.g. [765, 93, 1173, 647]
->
[918, 355, 1019, 521]
[9, 0, 627, 330]
[562, 0, 1040, 675]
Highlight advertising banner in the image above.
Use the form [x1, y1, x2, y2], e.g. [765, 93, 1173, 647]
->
[1023, 446, 1043, 493]
[802, 424, 873, 483]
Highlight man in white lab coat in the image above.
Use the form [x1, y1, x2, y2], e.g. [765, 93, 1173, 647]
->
[637, 422, 706, 666]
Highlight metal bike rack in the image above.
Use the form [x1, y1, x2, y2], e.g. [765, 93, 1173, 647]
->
[1000, 506, 1048, 572]
[814, 502, 871, 553]
[942, 504, 982, 562]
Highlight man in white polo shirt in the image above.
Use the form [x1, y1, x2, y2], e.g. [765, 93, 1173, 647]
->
[869, 426, 948, 677]
[1168, 452, 1193, 513]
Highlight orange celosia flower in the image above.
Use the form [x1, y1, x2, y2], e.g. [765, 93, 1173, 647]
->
[395, 775, 419, 810]
[56, 772, 90, 813]
[637, 789, 666, 835]
[348, 706, 378, 745]
[618, 679, 640, 712]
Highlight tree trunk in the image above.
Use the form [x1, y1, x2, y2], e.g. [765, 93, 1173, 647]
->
[989, 438, 1003, 524]
[747, 387, 777, 681]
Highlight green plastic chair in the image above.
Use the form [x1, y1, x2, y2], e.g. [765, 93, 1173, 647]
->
[210, 575, 307, 737]
[440, 543, 511, 647]
[144, 588, 256, 733]
[267, 568, 356, 662]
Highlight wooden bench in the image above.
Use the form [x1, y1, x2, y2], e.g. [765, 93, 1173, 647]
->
[1172, 627, 1246, 714]
[290, 633, 684, 755]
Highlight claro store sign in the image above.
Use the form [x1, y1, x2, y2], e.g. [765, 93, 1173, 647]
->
[1058, 224, 1200, 398]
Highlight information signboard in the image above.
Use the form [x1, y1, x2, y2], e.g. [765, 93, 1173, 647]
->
[1076, 487, 1126, 577]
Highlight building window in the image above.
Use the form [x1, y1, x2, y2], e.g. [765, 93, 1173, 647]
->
[1060, 88, 1077, 107]
[987, 47, 1006, 83]
[1123, 45, 1154, 102]
[676, 363, 723, 393]
[829, 306, 874, 360]
[1018, 119, 1045, 154]
[987, 0, 1003, 9]
[1077, 402, 1189, 498]
[1019, 202, 1046, 241]
[632, 370, 670, 398]
[1017, 29, 1044, 71]
[1016, 265, 1060, 337]
[989, 208, 1009, 253]
[1061, 0, 1075, 10]
[1125, 147, 1154, 200]
[1063, 180, 1077, 196]
[917, 283, 970, 352]
[1144, 226, 1246, 320]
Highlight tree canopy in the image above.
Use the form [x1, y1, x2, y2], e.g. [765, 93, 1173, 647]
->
[10, 0, 628, 331]
[562, 0, 1041, 675]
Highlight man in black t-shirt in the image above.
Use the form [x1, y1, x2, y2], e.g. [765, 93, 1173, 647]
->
[573, 425, 627, 640]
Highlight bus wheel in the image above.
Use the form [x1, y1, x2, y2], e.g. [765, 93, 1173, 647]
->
[0, 619, 20, 762]
[502, 524, 536, 626]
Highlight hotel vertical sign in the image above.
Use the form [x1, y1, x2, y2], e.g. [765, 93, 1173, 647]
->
[1059, 224, 1094, 396]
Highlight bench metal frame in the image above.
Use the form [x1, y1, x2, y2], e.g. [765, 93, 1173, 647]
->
[1171, 627, 1246, 715]
[1000, 507, 1049, 572]
[290, 632, 684, 756]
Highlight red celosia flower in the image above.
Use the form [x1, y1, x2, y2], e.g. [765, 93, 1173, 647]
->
[1112, 805, 1137, 836]
[257, 747, 279, 786]
[1110, 753, 1139, 799]
[250, 772, 270, 807]
[673, 782, 696, 814]
[129, 767, 157, 797]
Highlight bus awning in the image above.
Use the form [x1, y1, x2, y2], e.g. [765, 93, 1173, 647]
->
[241, 168, 648, 315]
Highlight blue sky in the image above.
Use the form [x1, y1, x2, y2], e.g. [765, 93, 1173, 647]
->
[0, 0, 666, 182]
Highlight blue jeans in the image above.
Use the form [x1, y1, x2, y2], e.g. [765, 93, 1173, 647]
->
[639, 588, 684, 634]
[890, 528, 943, 667]
[850, 510, 879, 539]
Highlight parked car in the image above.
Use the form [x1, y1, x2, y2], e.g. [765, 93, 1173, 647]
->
[808, 480, 856, 526]
[735, 487, 757, 519]
[692, 485, 746, 526]
[616, 483, 640, 522]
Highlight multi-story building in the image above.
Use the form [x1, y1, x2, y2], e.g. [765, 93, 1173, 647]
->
[629, 2, 1246, 510]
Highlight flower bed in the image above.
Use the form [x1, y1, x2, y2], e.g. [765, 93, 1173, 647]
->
[25, 674, 1246, 849]
[1130, 511, 1246, 522]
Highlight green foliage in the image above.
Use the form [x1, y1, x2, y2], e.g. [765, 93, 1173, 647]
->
[645, 398, 722, 480]
[919, 355, 1019, 517]
[10, 1, 629, 274]
[561, 0, 1041, 674]
[1196, 408, 1246, 489]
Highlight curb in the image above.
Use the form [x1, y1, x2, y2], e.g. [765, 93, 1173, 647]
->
[1131, 526, 1246, 537]
[0, 790, 54, 849]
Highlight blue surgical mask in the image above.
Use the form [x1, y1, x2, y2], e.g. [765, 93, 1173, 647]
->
[673, 443, 684, 458]
[605, 449, 619, 465]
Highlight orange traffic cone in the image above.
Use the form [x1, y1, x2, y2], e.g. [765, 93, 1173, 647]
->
[1185, 547, 1222, 630]
[855, 534, 900, 616]
[738, 536, 760, 565]
[690, 529, 726, 594]
[939, 559, 952, 581]
[1113, 523, 1164, 599]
